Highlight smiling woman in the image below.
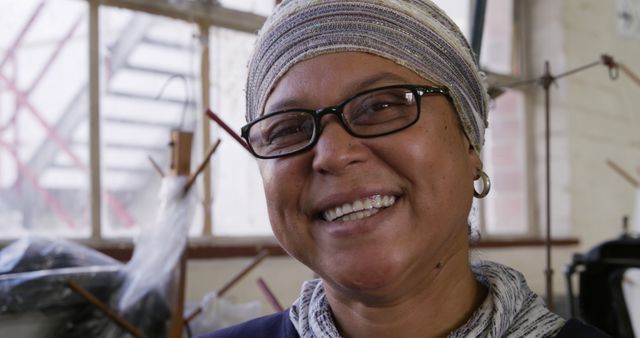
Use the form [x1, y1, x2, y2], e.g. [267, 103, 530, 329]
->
[198, 0, 609, 337]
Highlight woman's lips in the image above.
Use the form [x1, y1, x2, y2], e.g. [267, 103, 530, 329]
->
[321, 194, 397, 222]
[319, 195, 399, 237]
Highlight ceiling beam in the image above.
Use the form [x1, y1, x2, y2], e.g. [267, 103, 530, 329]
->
[97, 0, 266, 33]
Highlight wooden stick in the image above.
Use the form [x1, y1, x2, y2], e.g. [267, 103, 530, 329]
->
[218, 249, 269, 297]
[256, 277, 283, 312]
[185, 249, 269, 324]
[183, 139, 221, 193]
[619, 63, 640, 87]
[602, 55, 640, 88]
[66, 280, 148, 338]
[170, 130, 193, 176]
[147, 155, 165, 177]
[206, 109, 250, 151]
[167, 252, 187, 338]
[184, 306, 202, 324]
[606, 159, 640, 188]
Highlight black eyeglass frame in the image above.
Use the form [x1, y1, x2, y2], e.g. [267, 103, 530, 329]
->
[241, 84, 450, 159]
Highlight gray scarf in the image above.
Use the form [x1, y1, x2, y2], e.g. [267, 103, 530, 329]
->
[290, 260, 565, 338]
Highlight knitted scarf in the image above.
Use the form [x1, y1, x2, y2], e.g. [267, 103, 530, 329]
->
[289, 260, 565, 338]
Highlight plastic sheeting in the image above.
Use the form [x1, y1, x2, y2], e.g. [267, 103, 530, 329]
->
[189, 292, 261, 336]
[0, 176, 195, 338]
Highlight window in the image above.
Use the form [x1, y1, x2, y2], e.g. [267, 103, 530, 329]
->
[99, 7, 202, 237]
[483, 89, 529, 236]
[0, 0, 273, 241]
[209, 27, 271, 236]
[433, 0, 530, 237]
[0, 0, 90, 238]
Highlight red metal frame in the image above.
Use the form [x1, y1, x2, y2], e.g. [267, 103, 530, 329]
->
[0, 1, 136, 230]
[0, 140, 78, 228]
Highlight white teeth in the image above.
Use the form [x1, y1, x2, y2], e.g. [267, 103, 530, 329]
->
[353, 200, 364, 211]
[373, 195, 382, 208]
[321, 195, 396, 222]
[342, 203, 353, 214]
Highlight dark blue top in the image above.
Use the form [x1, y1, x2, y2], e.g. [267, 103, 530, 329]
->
[197, 310, 611, 338]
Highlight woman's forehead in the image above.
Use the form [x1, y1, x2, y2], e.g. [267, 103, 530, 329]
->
[264, 53, 434, 111]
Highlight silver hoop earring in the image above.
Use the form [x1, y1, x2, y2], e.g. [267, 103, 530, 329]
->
[473, 171, 491, 198]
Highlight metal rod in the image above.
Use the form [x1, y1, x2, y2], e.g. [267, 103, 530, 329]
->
[501, 57, 603, 89]
[0, 141, 77, 228]
[66, 280, 148, 338]
[542, 61, 554, 311]
[89, 0, 102, 238]
[26, 15, 84, 95]
[470, 0, 487, 64]
[0, 1, 46, 71]
[0, 72, 137, 228]
[552, 60, 602, 82]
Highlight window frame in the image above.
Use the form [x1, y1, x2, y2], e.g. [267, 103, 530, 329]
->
[87, 0, 269, 241]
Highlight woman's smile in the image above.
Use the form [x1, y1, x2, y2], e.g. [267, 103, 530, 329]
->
[317, 194, 399, 237]
[321, 194, 397, 222]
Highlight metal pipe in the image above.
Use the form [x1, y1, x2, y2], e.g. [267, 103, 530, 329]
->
[26, 15, 84, 95]
[0, 141, 77, 228]
[541, 61, 554, 311]
[0, 1, 47, 71]
[470, 0, 487, 63]
[89, 0, 102, 238]
[0, 73, 137, 228]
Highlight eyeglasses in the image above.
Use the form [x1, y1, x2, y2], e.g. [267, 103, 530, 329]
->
[241, 84, 450, 159]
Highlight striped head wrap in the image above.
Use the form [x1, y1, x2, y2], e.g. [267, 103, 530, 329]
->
[246, 0, 490, 151]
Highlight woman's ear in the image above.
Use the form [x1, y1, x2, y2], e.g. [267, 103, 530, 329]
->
[467, 141, 483, 180]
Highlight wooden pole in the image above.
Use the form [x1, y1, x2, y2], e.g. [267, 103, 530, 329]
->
[606, 159, 640, 188]
[185, 249, 269, 323]
[166, 129, 193, 338]
[67, 280, 148, 338]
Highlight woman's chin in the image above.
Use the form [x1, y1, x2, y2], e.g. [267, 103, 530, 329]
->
[322, 259, 408, 301]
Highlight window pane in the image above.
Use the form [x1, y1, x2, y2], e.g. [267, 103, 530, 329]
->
[483, 89, 528, 235]
[480, 0, 515, 74]
[0, 0, 90, 238]
[99, 8, 202, 237]
[432, 0, 472, 38]
[209, 27, 271, 237]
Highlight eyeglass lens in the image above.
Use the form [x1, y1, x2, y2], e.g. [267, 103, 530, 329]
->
[247, 86, 420, 158]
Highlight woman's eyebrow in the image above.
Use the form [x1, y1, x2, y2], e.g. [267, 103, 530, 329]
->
[265, 98, 306, 114]
[265, 72, 414, 113]
[347, 72, 412, 92]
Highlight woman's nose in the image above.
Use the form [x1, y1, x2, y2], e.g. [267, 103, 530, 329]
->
[311, 117, 368, 175]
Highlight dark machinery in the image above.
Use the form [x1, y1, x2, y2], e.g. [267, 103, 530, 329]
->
[566, 218, 640, 338]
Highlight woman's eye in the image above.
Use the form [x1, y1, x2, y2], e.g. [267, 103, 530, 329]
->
[350, 98, 409, 125]
[268, 124, 302, 142]
[262, 117, 313, 148]
[367, 101, 394, 112]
